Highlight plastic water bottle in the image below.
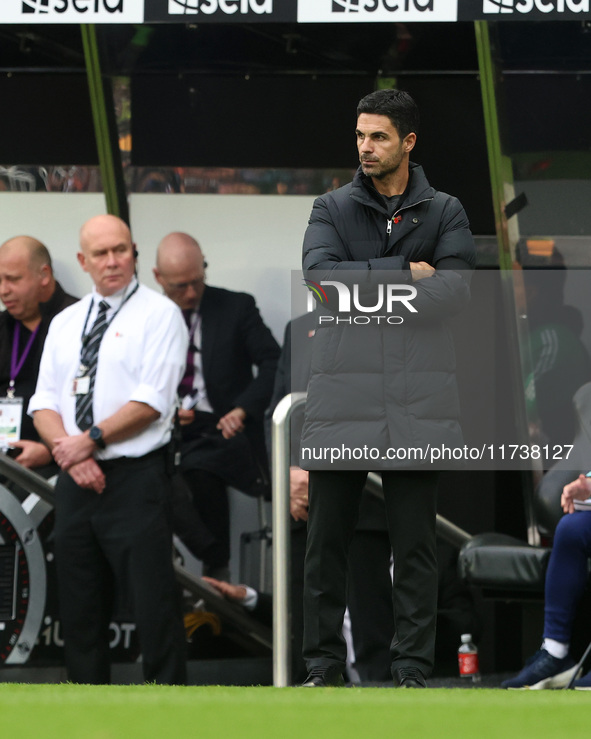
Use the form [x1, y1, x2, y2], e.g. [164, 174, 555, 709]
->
[458, 633, 481, 683]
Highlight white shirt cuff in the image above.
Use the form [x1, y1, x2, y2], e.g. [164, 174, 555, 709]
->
[242, 586, 258, 611]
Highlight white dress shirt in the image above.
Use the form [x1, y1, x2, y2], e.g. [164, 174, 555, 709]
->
[29, 278, 188, 460]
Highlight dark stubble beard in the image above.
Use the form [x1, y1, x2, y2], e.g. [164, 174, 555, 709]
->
[361, 158, 402, 180]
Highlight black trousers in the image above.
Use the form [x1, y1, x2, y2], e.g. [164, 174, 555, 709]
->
[347, 530, 394, 682]
[170, 470, 229, 570]
[181, 467, 230, 568]
[54, 452, 187, 685]
[303, 469, 439, 679]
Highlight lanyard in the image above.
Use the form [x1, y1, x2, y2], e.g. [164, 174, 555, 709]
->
[8, 322, 40, 398]
[79, 282, 139, 371]
[80, 282, 139, 347]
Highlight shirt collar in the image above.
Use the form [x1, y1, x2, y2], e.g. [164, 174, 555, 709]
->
[92, 276, 138, 312]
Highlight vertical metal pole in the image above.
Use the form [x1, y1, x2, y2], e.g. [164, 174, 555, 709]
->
[474, 20, 512, 271]
[474, 21, 540, 545]
[271, 392, 307, 687]
[81, 24, 129, 223]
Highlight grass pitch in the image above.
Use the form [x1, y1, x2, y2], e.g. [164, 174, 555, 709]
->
[1, 684, 589, 739]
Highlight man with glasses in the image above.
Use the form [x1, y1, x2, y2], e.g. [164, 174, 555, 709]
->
[154, 232, 280, 580]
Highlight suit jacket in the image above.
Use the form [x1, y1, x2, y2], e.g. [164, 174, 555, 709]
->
[0, 281, 77, 442]
[180, 285, 280, 494]
[199, 285, 280, 421]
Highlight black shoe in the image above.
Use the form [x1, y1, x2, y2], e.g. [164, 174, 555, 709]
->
[301, 665, 345, 687]
[394, 666, 427, 688]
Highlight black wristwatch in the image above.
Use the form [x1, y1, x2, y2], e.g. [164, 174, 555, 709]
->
[89, 425, 106, 449]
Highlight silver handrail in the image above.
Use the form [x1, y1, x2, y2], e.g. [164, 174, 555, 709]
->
[0, 453, 55, 503]
[0, 452, 272, 652]
[271, 391, 307, 688]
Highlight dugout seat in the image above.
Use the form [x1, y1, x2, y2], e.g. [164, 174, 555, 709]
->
[457, 382, 591, 600]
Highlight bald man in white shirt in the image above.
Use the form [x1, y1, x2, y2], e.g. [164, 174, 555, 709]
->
[29, 214, 188, 685]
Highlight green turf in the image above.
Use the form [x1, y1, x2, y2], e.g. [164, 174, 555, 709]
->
[1, 684, 589, 739]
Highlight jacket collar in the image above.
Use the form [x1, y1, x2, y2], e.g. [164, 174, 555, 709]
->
[197, 283, 210, 316]
[39, 281, 67, 320]
[350, 162, 435, 214]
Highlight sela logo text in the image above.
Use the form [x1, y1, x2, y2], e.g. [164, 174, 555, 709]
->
[483, 0, 589, 13]
[167, 0, 272, 14]
[298, 0, 456, 23]
[332, 0, 435, 12]
[22, 0, 125, 12]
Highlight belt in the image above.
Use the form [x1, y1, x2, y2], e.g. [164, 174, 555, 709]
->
[96, 445, 167, 470]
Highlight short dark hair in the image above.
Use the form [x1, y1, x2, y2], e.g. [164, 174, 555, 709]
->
[356, 89, 419, 139]
[30, 240, 52, 272]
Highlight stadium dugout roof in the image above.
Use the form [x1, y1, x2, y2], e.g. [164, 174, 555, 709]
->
[2, 1, 589, 227]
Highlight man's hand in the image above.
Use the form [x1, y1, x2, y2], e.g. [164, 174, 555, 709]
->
[217, 407, 247, 439]
[178, 408, 195, 426]
[290, 466, 309, 522]
[52, 433, 95, 470]
[561, 474, 591, 514]
[202, 576, 247, 603]
[410, 261, 435, 281]
[68, 458, 106, 494]
[9, 440, 53, 469]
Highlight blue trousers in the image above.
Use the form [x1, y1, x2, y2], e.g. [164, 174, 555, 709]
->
[544, 511, 591, 643]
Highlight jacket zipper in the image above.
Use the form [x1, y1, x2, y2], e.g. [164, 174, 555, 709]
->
[385, 197, 434, 235]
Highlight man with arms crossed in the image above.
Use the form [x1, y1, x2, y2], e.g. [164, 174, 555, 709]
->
[29, 214, 188, 684]
[300, 89, 475, 688]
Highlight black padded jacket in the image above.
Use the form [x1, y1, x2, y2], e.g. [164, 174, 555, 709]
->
[300, 163, 476, 470]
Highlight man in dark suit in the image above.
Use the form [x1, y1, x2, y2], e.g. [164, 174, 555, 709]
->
[154, 232, 280, 579]
[0, 235, 77, 471]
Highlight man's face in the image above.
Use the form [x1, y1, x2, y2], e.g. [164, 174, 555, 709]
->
[356, 113, 415, 180]
[0, 249, 48, 324]
[78, 220, 136, 297]
[155, 257, 206, 312]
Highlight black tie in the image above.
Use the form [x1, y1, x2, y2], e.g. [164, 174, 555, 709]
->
[76, 300, 109, 431]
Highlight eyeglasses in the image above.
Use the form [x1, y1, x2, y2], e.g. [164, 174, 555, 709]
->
[165, 277, 205, 294]
[161, 262, 207, 293]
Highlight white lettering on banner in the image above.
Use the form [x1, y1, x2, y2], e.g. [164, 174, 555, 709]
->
[167, 0, 272, 14]
[297, 0, 457, 22]
[483, 0, 589, 13]
[6, 0, 143, 22]
[316, 281, 418, 314]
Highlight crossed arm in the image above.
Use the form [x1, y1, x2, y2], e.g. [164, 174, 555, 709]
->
[33, 401, 159, 494]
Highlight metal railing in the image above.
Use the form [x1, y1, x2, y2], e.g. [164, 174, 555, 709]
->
[2, 394, 474, 682]
[0, 453, 272, 655]
[271, 392, 307, 688]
